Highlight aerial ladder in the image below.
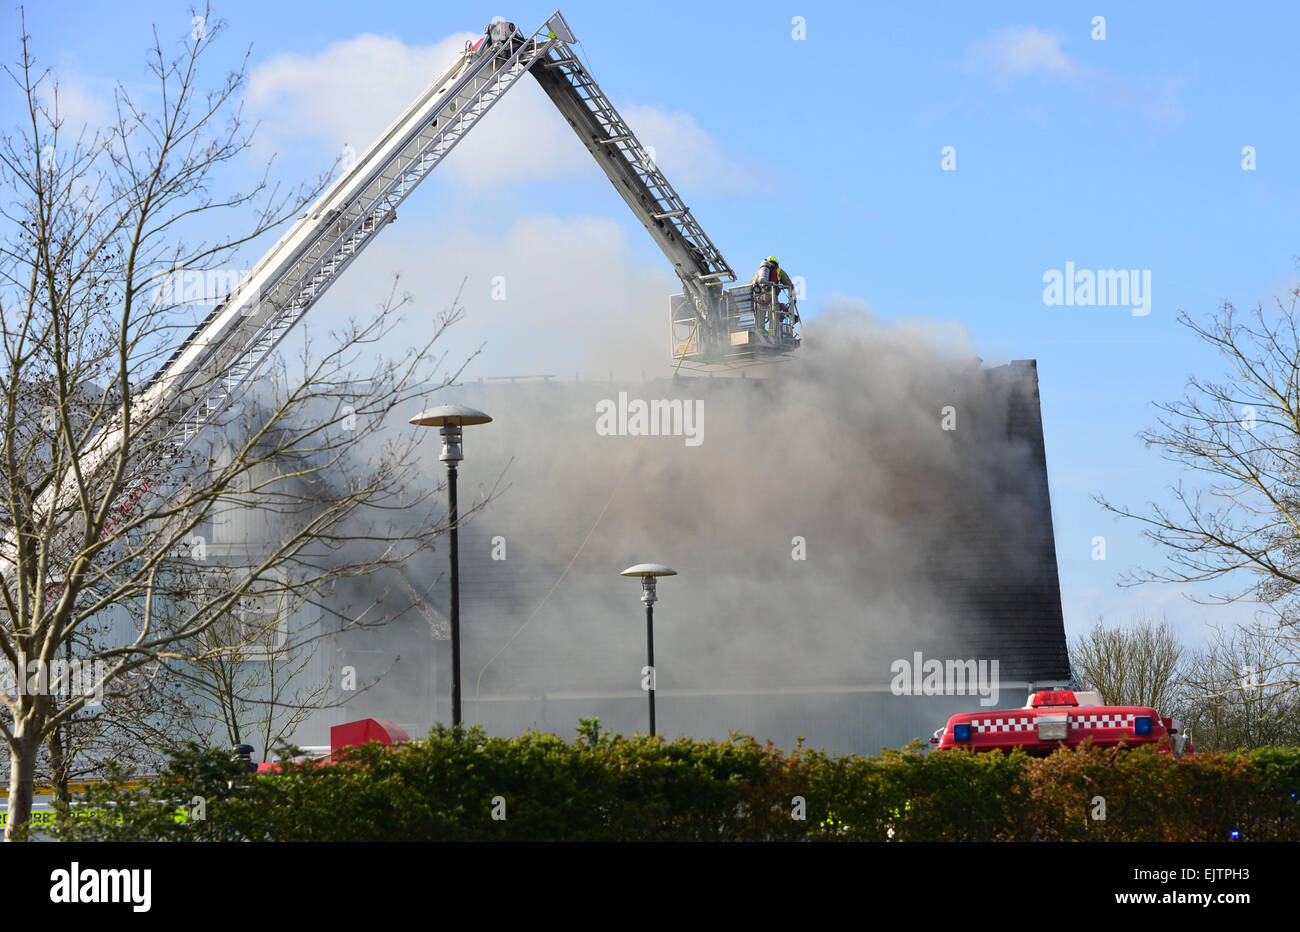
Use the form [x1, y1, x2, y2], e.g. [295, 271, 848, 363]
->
[523, 23, 800, 364]
[2, 11, 797, 587]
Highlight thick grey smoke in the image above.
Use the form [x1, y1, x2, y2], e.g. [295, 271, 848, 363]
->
[335, 304, 1061, 751]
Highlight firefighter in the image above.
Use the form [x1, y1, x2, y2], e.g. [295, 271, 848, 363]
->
[750, 256, 794, 335]
[232, 744, 257, 774]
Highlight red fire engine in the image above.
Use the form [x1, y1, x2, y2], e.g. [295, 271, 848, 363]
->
[931, 690, 1191, 755]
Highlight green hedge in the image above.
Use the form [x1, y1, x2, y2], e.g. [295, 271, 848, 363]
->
[46, 724, 1300, 842]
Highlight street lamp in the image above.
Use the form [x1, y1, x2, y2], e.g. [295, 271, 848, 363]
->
[410, 404, 492, 727]
[619, 563, 676, 737]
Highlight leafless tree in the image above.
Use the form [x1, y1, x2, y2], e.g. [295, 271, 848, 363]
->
[1096, 291, 1300, 704]
[125, 558, 329, 758]
[1177, 622, 1300, 750]
[1068, 613, 1186, 711]
[0, 8, 478, 837]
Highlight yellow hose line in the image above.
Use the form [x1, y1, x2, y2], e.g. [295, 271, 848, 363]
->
[673, 313, 703, 379]
[472, 438, 643, 723]
[472, 314, 699, 721]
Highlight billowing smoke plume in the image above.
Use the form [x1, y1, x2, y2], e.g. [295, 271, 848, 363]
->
[335, 304, 1064, 751]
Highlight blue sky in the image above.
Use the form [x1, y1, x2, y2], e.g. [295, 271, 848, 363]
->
[7, 1, 1299, 649]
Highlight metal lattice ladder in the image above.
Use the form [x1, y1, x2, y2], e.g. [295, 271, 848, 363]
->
[541, 47, 734, 288]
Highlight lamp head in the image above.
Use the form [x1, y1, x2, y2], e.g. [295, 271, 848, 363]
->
[409, 404, 493, 428]
[411, 405, 492, 464]
[620, 564, 676, 604]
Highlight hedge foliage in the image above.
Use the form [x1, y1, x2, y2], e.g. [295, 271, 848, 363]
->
[47, 722, 1300, 842]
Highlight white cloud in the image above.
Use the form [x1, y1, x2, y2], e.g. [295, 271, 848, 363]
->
[50, 71, 113, 134]
[246, 33, 756, 191]
[622, 105, 763, 195]
[305, 212, 676, 381]
[28, 58, 113, 139]
[245, 33, 474, 136]
[968, 26, 1083, 84]
[965, 25, 1184, 124]
[247, 32, 585, 186]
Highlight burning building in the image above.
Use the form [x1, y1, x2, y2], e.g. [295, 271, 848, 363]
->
[316, 320, 1070, 755]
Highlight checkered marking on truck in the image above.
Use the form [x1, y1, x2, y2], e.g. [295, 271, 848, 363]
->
[1068, 714, 1135, 728]
[967, 714, 1142, 734]
[970, 717, 1034, 733]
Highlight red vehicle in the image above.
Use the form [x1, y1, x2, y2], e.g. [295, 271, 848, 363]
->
[252, 719, 410, 774]
[931, 690, 1191, 755]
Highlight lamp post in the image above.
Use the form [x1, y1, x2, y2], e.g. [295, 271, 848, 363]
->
[619, 563, 676, 736]
[410, 404, 492, 727]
